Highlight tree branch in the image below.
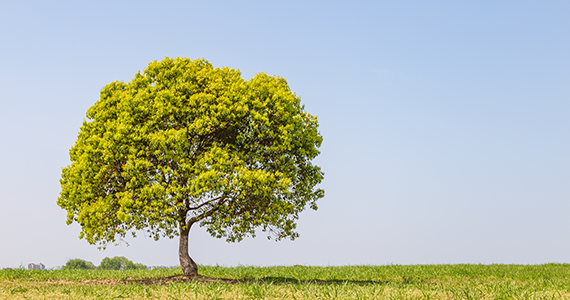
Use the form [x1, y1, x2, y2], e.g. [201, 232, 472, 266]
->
[186, 195, 228, 227]
[188, 196, 223, 210]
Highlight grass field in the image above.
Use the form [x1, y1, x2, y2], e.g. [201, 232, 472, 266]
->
[1, 264, 570, 299]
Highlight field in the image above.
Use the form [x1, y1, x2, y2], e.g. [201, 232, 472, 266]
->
[1, 264, 570, 299]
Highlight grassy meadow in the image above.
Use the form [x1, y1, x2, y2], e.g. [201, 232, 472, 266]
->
[1, 264, 570, 299]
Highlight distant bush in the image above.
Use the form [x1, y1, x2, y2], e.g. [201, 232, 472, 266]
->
[62, 259, 95, 270]
[98, 256, 146, 270]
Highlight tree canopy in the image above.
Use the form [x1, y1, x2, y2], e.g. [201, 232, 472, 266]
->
[98, 256, 146, 270]
[58, 57, 324, 275]
[61, 258, 95, 270]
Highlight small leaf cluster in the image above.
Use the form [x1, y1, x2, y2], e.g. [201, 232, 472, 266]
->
[58, 57, 324, 247]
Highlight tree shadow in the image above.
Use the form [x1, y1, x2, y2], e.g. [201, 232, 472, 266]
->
[127, 274, 429, 286]
[240, 276, 393, 286]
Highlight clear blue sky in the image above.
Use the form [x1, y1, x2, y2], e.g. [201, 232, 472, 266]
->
[1, 1, 568, 268]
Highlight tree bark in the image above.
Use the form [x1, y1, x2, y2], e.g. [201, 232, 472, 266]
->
[179, 223, 198, 276]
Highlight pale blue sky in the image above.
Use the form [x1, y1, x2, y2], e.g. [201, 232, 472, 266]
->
[0, 1, 568, 268]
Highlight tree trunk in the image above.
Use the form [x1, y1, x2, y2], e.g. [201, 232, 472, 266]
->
[179, 223, 198, 276]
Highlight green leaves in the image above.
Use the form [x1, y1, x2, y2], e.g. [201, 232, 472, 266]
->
[61, 259, 95, 270]
[58, 57, 324, 249]
[98, 256, 146, 270]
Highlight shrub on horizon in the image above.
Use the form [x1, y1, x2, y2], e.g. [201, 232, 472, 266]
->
[61, 259, 95, 270]
[98, 256, 146, 270]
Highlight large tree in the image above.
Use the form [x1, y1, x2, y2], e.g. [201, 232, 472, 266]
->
[58, 57, 324, 276]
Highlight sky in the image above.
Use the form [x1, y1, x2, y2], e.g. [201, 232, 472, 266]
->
[0, 1, 569, 269]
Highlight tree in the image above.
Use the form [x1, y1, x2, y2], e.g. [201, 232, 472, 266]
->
[62, 258, 95, 270]
[98, 256, 146, 270]
[57, 57, 324, 276]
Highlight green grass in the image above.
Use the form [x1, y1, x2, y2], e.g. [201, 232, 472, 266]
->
[1, 264, 570, 299]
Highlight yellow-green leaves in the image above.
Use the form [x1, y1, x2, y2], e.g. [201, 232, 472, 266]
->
[58, 57, 324, 248]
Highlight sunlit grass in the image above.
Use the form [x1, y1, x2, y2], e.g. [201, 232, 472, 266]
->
[1, 264, 570, 299]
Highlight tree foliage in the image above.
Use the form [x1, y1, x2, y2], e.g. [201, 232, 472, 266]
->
[61, 258, 95, 270]
[98, 256, 146, 270]
[57, 57, 324, 274]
